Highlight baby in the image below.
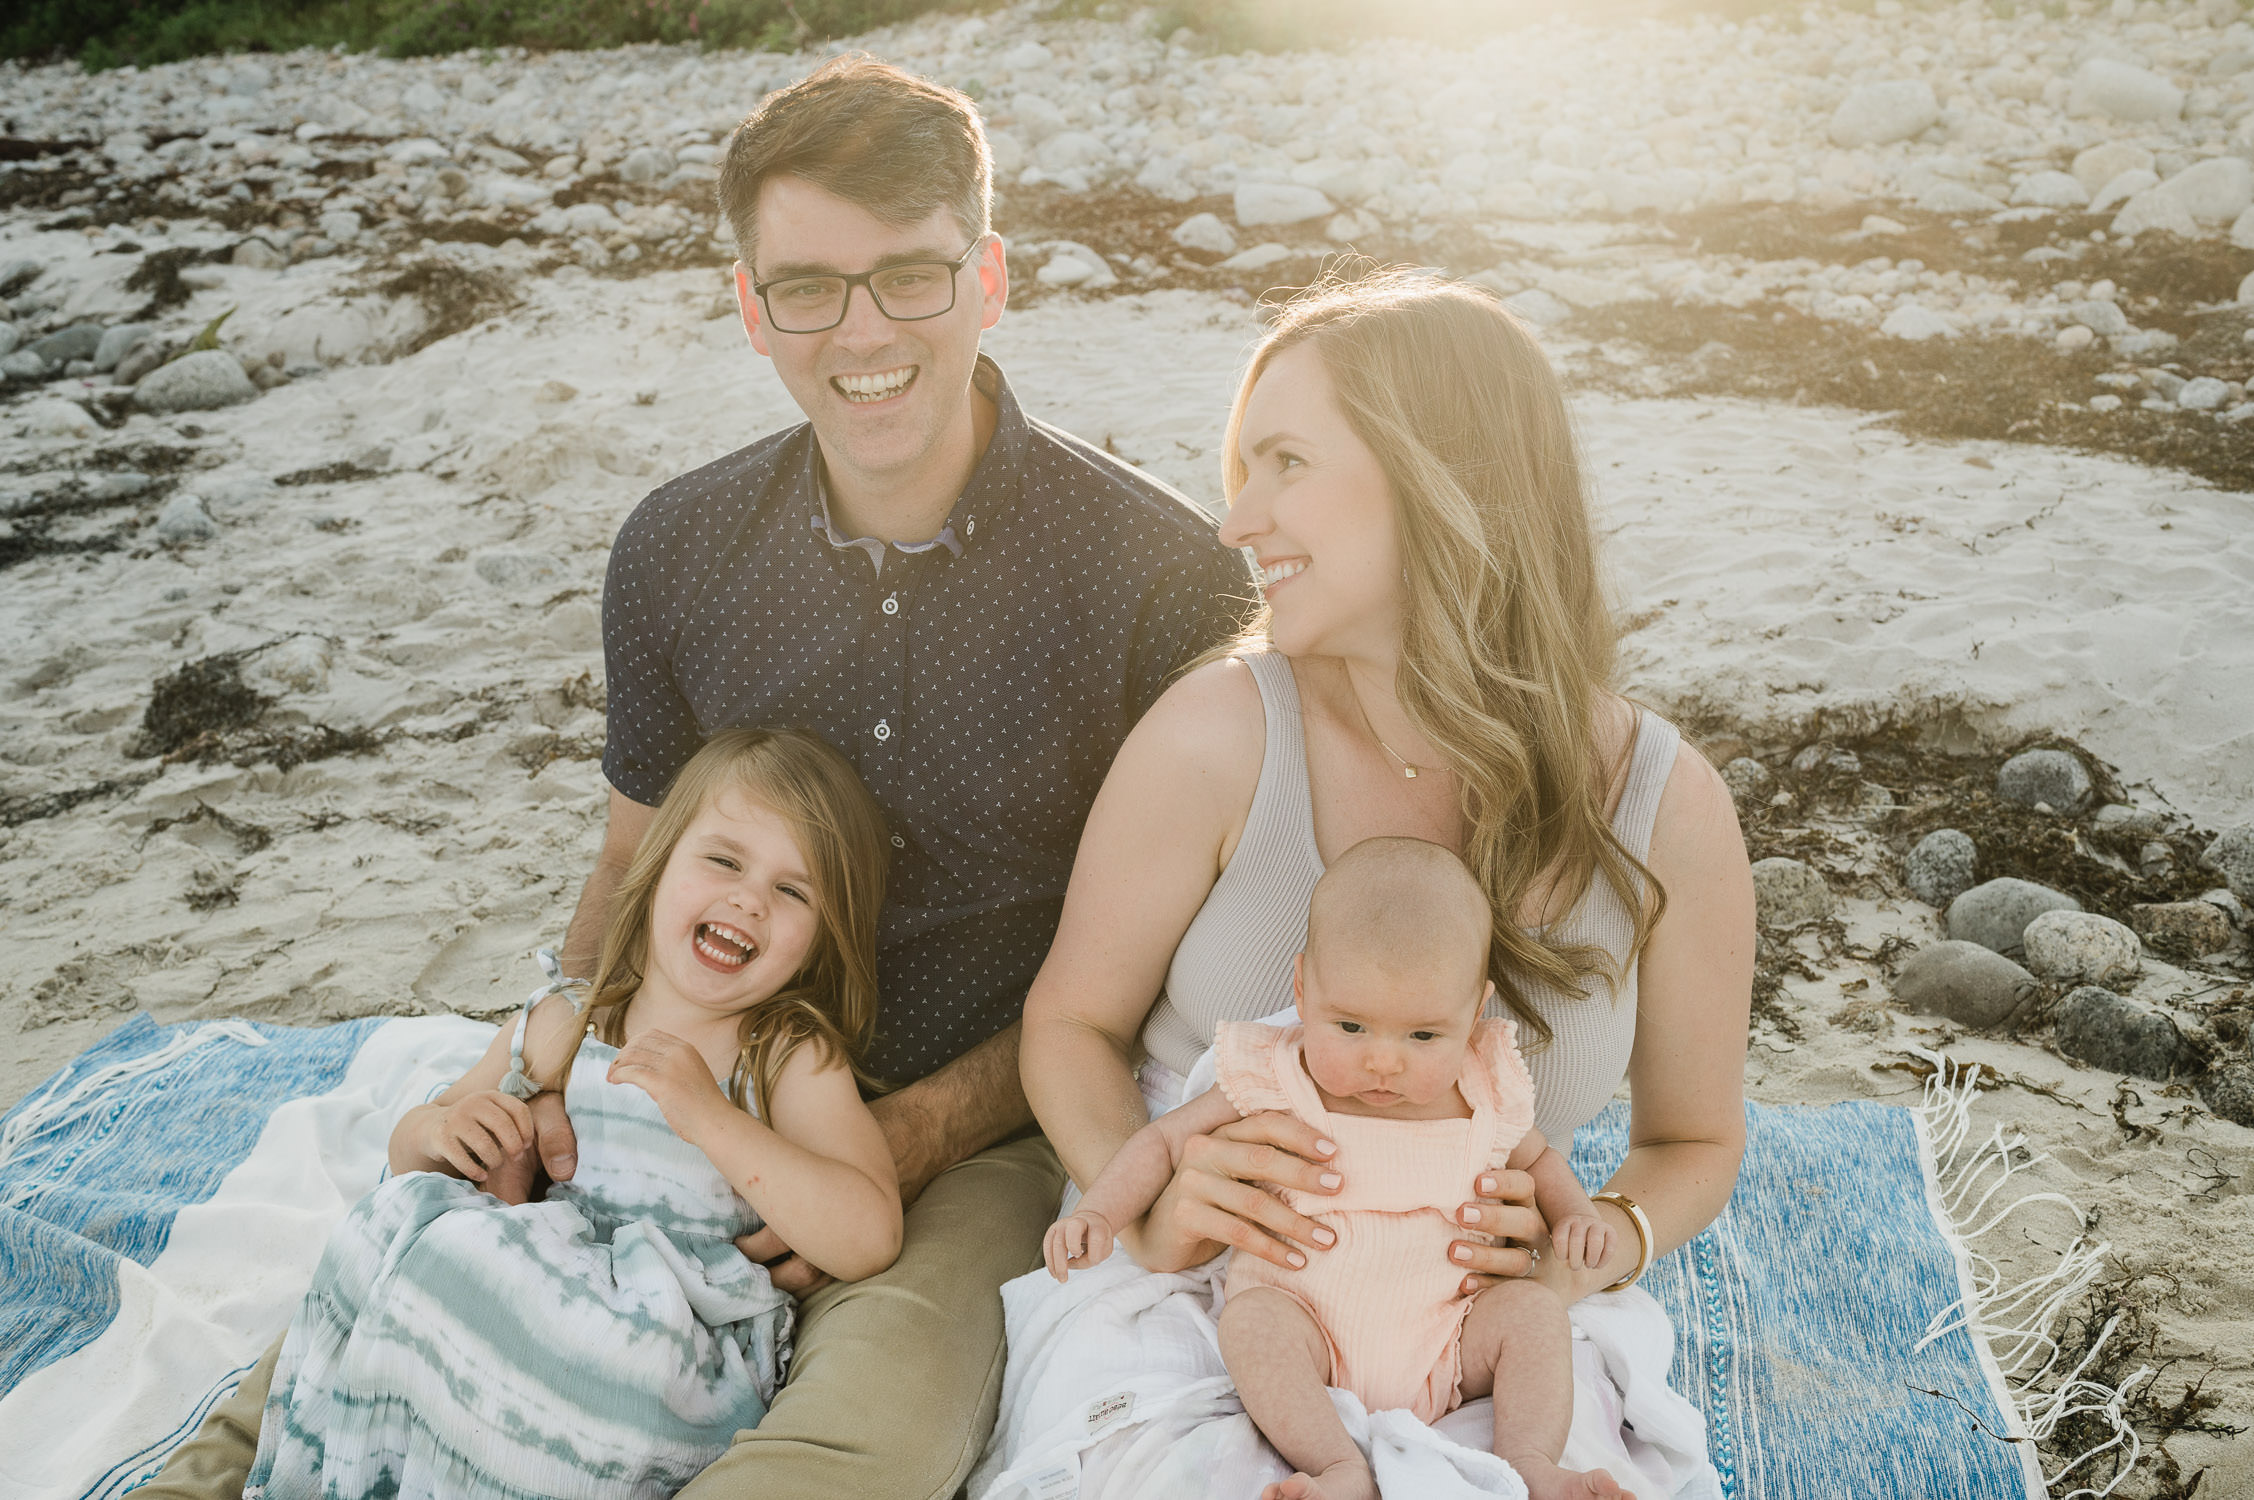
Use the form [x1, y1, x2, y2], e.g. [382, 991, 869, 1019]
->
[1046, 837, 1626, 1500]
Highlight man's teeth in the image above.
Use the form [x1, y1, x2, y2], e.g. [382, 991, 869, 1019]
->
[696, 924, 755, 967]
[1260, 560, 1306, 587]
[836, 368, 915, 402]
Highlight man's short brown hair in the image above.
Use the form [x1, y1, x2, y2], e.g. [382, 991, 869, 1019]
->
[718, 55, 992, 267]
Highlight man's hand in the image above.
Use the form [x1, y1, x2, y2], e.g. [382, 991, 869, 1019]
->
[1448, 1168, 1545, 1296]
[608, 1030, 730, 1143]
[735, 1224, 835, 1299]
[1133, 1111, 1342, 1274]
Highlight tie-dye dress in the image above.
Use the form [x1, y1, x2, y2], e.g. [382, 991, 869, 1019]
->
[245, 1013, 792, 1499]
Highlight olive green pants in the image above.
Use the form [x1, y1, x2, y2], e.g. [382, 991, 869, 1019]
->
[137, 1135, 1064, 1500]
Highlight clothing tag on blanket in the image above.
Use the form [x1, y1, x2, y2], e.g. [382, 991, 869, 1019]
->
[1027, 1454, 1079, 1500]
[1085, 1389, 1135, 1435]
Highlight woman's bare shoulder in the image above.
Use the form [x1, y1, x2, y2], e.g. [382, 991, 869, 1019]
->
[1119, 654, 1268, 772]
[1646, 732, 1746, 882]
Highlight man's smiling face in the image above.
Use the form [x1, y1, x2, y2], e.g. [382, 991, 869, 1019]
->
[736, 174, 1006, 486]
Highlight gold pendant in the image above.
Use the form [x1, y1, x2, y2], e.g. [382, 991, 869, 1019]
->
[1403, 767, 1417, 779]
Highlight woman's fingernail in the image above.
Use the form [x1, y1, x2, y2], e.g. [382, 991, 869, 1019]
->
[1462, 1206, 1482, 1224]
[1479, 1177, 1496, 1194]
[1452, 1244, 1473, 1262]
[1313, 1226, 1337, 1247]
[1316, 1139, 1337, 1156]
[1287, 1251, 1306, 1268]
[1319, 1172, 1342, 1190]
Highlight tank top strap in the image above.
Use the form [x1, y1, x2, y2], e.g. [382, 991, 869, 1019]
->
[1610, 709, 1681, 863]
[498, 948, 588, 1101]
[1240, 652, 1315, 852]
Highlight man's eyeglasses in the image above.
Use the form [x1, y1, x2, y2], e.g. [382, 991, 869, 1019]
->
[752, 238, 986, 335]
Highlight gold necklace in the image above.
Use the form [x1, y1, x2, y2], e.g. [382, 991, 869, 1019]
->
[1348, 682, 1431, 780]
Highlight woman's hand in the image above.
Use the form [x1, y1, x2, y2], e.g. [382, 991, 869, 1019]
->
[1448, 1167, 1545, 1295]
[608, 1030, 730, 1144]
[424, 1089, 534, 1185]
[1132, 1112, 1344, 1273]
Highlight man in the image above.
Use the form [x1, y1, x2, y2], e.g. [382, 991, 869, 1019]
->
[142, 54, 1250, 1500]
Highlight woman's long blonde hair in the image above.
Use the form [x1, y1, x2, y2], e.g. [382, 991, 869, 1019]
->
[1215, 267, 1664, 1048]
[578, 727, 889, 1118]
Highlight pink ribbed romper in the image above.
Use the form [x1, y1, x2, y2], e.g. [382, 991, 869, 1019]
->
[1215, 1016, 1537, 1423]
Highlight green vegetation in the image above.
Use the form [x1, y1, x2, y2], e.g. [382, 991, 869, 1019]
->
[2, 0, 980, 69]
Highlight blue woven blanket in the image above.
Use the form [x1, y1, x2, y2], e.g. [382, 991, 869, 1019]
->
[1, 1017, 2043, 1500]
[1571, 1099, 2042, 1499]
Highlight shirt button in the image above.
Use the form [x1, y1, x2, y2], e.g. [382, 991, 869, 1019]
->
[890, 834, 906, 849]
[882, 594, 900, 615]
[873, 720, 892, 742]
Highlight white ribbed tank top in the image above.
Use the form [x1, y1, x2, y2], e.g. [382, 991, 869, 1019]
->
[1140, 652, 1680, 1147]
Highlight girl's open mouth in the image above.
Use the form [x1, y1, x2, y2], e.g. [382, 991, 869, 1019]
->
[693, 922, 757, 972]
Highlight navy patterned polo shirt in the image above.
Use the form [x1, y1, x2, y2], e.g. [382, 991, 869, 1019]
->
[602, 356, 1256, 1086]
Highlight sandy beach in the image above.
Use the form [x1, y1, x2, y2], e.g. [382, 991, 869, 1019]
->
[4, 2, 2253, 1492]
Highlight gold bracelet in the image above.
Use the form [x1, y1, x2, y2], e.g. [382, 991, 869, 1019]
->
[1591, 1191, 1654, 1293]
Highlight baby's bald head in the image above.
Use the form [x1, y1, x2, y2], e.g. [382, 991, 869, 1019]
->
[1302, 837, 1491, 1001]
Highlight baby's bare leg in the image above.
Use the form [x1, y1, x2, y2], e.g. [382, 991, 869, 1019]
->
[1217, 1287, 1374, 1500]
[1458, 1280, 1626, 1500]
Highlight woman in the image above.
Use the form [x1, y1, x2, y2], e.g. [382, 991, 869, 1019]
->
[1012, 269, 1755, 1483]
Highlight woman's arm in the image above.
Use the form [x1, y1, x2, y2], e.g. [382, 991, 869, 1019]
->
[615, 1033, 904, 1283]
[1524, 743, 1755, 1303]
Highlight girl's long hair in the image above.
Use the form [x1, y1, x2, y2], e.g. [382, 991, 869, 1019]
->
[1208, 266, 1665, 1049]
[577, 727, 889, 1118]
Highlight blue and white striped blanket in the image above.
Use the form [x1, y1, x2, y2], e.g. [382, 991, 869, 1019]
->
[3, 1016, 2047, 1500]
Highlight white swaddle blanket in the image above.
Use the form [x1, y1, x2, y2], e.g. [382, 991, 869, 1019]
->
[971, 1014, 1723, 1500]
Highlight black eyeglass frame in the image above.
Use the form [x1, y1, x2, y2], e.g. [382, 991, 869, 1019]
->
[750, 236, 989, 335]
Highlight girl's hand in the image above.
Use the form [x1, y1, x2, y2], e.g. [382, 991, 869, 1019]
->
[609, 1030, 730, 1142]
[1133, 1112, 1343, 1274]
[426, 1090, 535, 1184]
[1448, 1168, 1545, 1295]
[1043, 1209, 1117, 1282]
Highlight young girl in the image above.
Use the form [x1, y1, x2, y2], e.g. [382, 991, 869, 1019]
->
[246, 727, 904, 1499]
[1046, 837, 1632, 1500]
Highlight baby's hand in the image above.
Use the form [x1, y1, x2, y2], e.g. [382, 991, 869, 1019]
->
[1550, 1212, 1616, 1273]
[1043, 1210, 1116, 1282]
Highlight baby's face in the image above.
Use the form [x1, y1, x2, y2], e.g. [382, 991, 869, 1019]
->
[1294, 949, 1486, 1109]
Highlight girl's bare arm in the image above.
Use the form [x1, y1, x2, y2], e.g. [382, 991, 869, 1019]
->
[386, 997, 579, 1180]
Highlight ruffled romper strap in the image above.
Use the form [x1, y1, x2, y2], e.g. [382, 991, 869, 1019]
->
[1213, 1021, 1303, 1120]
[498, 948, 588, 1101]
[1462, 1016, 1540, 1171]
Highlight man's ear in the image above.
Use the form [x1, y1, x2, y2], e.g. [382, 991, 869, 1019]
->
[977, 233, 1009, 332]
[734, 262, 771, 357]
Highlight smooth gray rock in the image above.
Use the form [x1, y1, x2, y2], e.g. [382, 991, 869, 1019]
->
[1947, 877, 2081, 956]
[133, 351, 257, 413]
[1751, 857, 1834, 930]
[2022, 910, 2141, 985]
[0, 259, 38, 296]
[1906, 829, 1978, 907]
[114, 340, 169, 386]
[0, 321, 17, 358]
[1171, 212, 1238, 256]
[29, 323, 103, 365]
[152, 492, 220, 543]
[3, 348, 47, 380]
[2198, 1062, 2254, 1129]
[2130, 901, 2233, 958]
[1892, 941, 2040, 1029]
[1995, 748, 2091, 812]
[2055, 986, 2182, 1080]
[473, 550, 563, 588]
[1234, 182, 1333, 226]
[2068, 59, 2184, 122]
[618, 145, 673, 184]
[1721, 757, 1774, 805]
[83, 470, 151, 501]
[231, 238, 286, 270]
[2205, 825, 2254, 904]
[1827, 80, 1940, 147]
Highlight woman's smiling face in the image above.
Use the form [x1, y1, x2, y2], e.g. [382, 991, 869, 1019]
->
[1221, 342, 1405, 663]
[645, 789, 823, 1018]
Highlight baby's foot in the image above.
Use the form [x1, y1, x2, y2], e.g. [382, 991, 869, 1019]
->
[1515, 1457, 1628, 1500]
[1260, 1459, 1378, 1500]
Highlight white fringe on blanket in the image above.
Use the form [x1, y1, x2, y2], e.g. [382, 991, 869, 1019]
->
[1906, 1049, 2150, 1500]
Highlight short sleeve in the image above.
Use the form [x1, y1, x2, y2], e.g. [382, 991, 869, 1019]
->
[1214, 1021, 1297, 1118]
[599, 496, 705, 807]
[1124, 541, 1257, 722]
